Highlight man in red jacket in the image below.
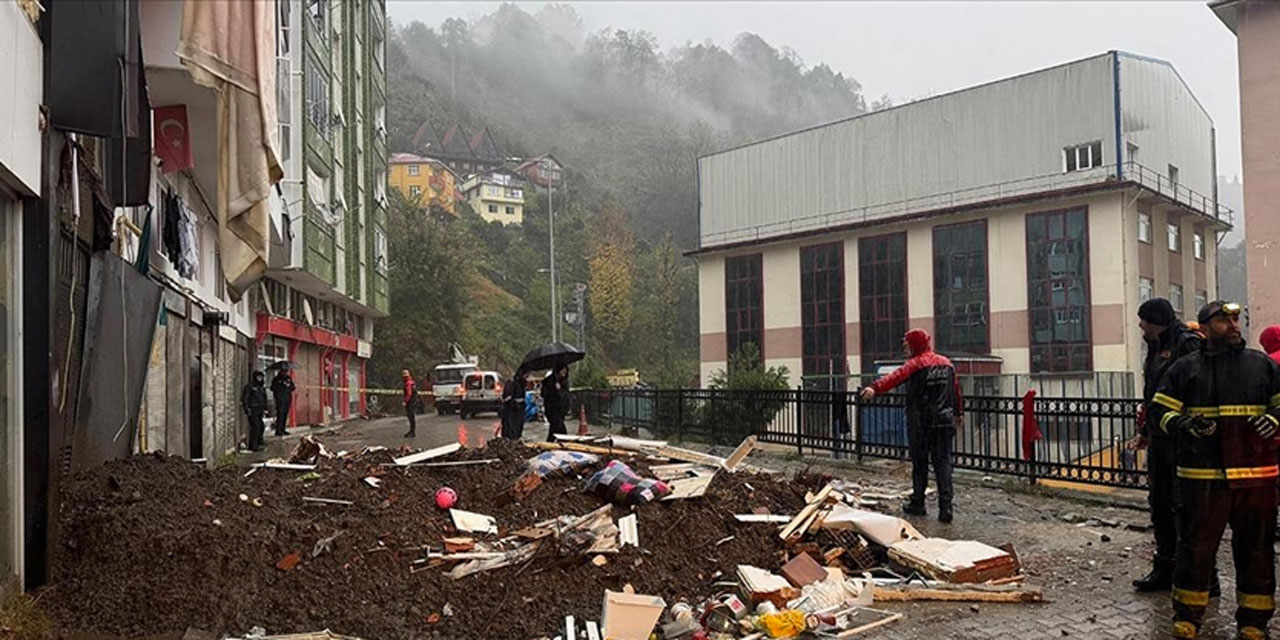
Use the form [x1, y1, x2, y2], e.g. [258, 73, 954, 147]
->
[402, 369, 419, 438]
[1261, 325, 1280, 365]
[860, 329, 963, 522]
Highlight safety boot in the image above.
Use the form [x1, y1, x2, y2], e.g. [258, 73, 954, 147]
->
[1171, 621, 1197, 639]
[1132, 567, 1173, 592]
[902, 500, 926, 517]
[1237, 627, 1265, 640]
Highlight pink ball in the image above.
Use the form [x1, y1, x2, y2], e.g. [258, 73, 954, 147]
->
[435, 487, 457, 510]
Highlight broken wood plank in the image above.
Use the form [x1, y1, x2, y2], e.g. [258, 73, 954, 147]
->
[649, 463, 701, 481]
[618, 514, 639, 548]
[722, 435, 758, 472]
[657, 445, 727, 467]
[661, 474, 715, 501]
[871, 584, 1044, 603]
[393, 443, 462, 466]
[513, 526, 556, 541]
[530, 441, 625, 456]
[252, 462, 317, 471]
[381, 458, 500, 468]
[780, 484, 834, 540]
[735, 514, 793, 524]
[833, 610, 904, 637]
[302, 497, 354, 506]
[427, 551, 509, 560]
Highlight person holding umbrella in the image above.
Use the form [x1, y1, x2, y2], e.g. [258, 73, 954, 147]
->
[542, 364, 571, 442]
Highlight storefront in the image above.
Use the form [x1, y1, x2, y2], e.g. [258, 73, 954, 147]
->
[256, 313, 366, 426]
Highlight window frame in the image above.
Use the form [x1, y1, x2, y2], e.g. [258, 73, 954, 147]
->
[408, 165, 420, 176]
[858, 232, 908, 372]
[1064, 141, 1104, 173]
[1139, 276, 1154, 303]
[1193, 231, 1204, 261]
[1195, 290, 1208, 313]
[800, 241, 847, 379]
[487, 204, 498, 214]
[724, 254, 765, 361]
[1138, 212, 1152, 244]
[1167, 222, 1181, 253]
[932, 219, 990, 356]
[408, 185, 421, 198]
[1169, 284, 1184, 315]
[1025, 207, 1093, 374]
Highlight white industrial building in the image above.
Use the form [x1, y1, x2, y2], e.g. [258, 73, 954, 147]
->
[694, 52, 1231, 392]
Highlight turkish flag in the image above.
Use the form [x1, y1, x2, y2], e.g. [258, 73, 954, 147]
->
[154, 105, 194, 174]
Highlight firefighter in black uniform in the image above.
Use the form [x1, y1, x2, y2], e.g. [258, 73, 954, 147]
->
[1149, 301, 1280, 640]
[1133, 298, 1205, 593]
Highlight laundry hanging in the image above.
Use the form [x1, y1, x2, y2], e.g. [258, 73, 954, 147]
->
[176, 198, 200, 279]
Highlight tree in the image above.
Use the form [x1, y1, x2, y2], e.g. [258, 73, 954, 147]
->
[587, 200, 636, 352]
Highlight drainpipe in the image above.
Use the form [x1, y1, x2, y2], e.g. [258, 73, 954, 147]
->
[1113, 52, 1124, 181]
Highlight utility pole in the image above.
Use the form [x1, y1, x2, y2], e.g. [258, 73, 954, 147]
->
[544, 159, 558, 342]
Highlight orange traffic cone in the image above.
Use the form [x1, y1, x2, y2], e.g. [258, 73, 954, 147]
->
[578, 405, 589, 436]
[457, 425, 469, 448]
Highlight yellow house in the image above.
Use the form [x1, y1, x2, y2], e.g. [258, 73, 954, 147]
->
[388, 153, 460, 216]
[460, 169, 526, 226]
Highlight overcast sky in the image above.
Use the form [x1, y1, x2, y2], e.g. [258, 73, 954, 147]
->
[388, 1, 1243, 178]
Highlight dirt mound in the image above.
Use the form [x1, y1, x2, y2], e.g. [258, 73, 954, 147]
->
[43, 443, 808, 640]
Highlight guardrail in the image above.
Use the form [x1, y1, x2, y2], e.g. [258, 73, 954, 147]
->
[575, 388, 1147, 489]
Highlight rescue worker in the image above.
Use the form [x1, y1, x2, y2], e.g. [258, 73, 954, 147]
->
[859, 329, 963, 523]
[1133, 298, 1204, 593]
[270, 367, 296, 437]
[241, 371, 268, 452]
[1149, 301, 1280, 640]
[402, 369, 419, 438]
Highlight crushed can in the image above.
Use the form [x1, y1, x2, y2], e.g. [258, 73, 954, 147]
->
[700, 594, 748, 633]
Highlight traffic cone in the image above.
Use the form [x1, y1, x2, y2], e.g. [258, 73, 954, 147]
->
[578, 405, 589, 436]
[457, 425, 469, 448]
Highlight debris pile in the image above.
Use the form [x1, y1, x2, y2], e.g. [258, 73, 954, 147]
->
[43, 435, 1039, 640]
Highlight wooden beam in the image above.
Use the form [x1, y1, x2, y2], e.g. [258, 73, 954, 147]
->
[529, 441, 625, 456]
[871, 585, 1043, 603]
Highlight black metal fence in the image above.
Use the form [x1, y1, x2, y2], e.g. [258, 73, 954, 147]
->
[575, 388, 1147, 489]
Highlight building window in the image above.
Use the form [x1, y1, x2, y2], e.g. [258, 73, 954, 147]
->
[1064, 141, 1103, 172]
[1026, 208, 1092, 373]
[1170, 284, 1184, 315]
[724, 254, 764, 360]
[1193, 231, 1204, 260]
[409, 186, 421, 197]
[408, 165, 420, 176]
[374, 229, 388, 274]
[859, 232, 908, 372]
[305, 55, 329, 139]
[488, 204, 498, 214]
[1167, 222, 1181, 253]
[1139, 277, 1154, 303]
[276, 0, 292, 163]
[505, 206, 515, 215]
[305, 0, 326, 42]
[1168, 164, 1179, 187]
[800, 242, 846, 379]
[1195, 290, 1208, 312]
[1138, 212, 1152, 244]
[933, 220, 989, 355]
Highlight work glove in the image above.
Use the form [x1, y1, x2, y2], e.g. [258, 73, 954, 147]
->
[1168, 413, 1216, 438]
[1249, 412, 1280, 440]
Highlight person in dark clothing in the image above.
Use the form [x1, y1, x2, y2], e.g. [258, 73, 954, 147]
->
[501, 371, 528, 440]
[270, 368, 296, 437]
[1149, 301, 1280, 640]
[860, 329, 963, 523]
[241, 371, 269, 452]
[542, 365, 570, 442]
[1132, 298, 1205, 593]
[402, 369, 419, 438]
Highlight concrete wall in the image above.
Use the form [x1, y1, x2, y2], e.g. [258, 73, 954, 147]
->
[1237, 1, 1280, 334]
[0, 1, 42, 197]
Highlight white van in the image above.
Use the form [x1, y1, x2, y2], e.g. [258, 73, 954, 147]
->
[432, 363, 477, 415]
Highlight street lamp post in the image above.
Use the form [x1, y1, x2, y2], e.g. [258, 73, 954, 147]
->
[543, 159, 559, 343]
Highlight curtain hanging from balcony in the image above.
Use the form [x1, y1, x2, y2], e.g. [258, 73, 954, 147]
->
[176, 0, 282, 301]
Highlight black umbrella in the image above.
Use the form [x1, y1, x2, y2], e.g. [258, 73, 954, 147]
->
[267, 360, 299, 372]
[518, 341, 585, 375]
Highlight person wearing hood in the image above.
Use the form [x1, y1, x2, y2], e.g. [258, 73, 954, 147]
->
[1261, 326, 1280, 365]
[501, 370, 528, 440]
[1148, 302, 1280, 640]
[542, 364, 571, 442]
[860, 329, 963, 523]
[402, 370, 419, 438]
[1133, 298, 1205, 594]
[241, 371, 269, 452]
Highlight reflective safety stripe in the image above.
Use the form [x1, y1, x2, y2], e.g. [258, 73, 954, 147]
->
[1238, 593, 1275, 610]
[1177, 467, 1226, 480]
[1160, 411, 1180, 434]
[1271, 392, 1280, 409]
[1173, 587, 1211, 606]
[1154, 393, 1184, 412]
[1187, 405, 1267, 418]
[1225, 465, 1280, 480]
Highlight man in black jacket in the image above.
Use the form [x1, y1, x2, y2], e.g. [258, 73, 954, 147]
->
[1133, 298, 1205, 593]
[542, 365, 570, 443]
[241, 371, 269, 452]
[1149, 301, 1280, 640]
[270, 368, 296, 437]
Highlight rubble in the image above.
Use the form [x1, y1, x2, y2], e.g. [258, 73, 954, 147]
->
[44, 437, 1039, 640]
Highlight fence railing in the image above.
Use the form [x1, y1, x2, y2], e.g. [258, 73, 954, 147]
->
[575, 388, 1147, 489]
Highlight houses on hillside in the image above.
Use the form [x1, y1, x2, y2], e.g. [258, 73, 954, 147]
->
[388, 153, 461, 217]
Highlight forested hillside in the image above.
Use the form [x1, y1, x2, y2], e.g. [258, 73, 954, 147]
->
[373, 3, 876, 386]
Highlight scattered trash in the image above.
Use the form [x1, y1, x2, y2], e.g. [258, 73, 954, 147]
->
[592, 555, 609, 567]
[252, 497, 264, 508]
[296, 472, 323, 483]
[253, 462, 317, 472]
[393, 443, 462, 466]
[276, 551, 302, 571]
[239, 494, 249, 502]
[601, 590, 667, 640]
[435, 487, 458, 509]
[722, 435, 758, 472]
[528, 450, 600, 478]
[442, 604, 454, 617]
[450, 508, 497, 534]
[363, 477, 382, 489]
[585, 461, 670, 505]
[888, 538, 1020, 584]
[618, 513, 639, 548]
[781, 552, 827, 588]
[311, 531, 345, 558]
[302, 497, 354, 507]
[735, 514, 792, 524]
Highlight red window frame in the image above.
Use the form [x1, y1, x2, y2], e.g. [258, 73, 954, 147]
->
[801, 242, 846, 379]
[1025, 207, 1093, 373]
[932, 220, 990, 355]
[724, 254, 764, 361]
[858, 232, 907, 373]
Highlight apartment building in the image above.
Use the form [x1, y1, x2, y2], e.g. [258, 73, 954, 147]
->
[695, 52, 1230, 395]
[263, 0, 389, 425]
[388, 153, 460, 216]
[461, 168, 526, 226]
